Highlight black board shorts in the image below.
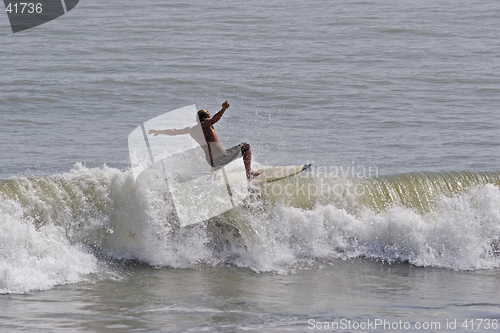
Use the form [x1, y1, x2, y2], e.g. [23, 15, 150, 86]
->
[209, 143, 249, 168]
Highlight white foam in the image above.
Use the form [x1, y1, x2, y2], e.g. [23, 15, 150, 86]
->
[0, 197, 96, 294]
[68, 164, 214, 268]
[229, 184, 500, 271]
[2, 164, 499, 293]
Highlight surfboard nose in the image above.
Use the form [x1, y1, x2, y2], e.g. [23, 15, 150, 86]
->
[302, 164, 313, 171]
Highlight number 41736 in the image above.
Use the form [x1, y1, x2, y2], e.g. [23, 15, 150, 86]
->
[5, 3, 43, 14]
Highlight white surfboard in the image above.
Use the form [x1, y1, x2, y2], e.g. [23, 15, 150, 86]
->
[250, 164, 312, 184]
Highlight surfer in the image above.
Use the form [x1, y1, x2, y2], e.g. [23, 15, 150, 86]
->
[148, 101, 260, 179]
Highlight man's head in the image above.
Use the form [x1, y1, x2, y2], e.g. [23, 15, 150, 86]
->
[197, 109, 210, 122]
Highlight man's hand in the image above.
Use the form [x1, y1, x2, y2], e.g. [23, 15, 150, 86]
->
[222, 100, 230, 111]
[148, 129, 159, 136]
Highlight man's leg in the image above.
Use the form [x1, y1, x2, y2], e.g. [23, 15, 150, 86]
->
[240, 143, 259, 179]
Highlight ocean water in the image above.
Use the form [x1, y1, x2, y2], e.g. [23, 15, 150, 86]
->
[1, 0, 500, 332]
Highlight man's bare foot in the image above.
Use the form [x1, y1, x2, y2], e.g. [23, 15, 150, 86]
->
[247, 170, 261, 180]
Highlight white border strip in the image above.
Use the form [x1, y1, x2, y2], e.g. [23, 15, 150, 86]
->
[60, 0, 68, 13]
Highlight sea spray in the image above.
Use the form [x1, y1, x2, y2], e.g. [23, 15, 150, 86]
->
[0, 197, 96, 294]
[237, 182, 500, 271]
[1, 164, 500, 293]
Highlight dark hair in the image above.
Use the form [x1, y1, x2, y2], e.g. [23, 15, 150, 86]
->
[197, 109, 209, 122]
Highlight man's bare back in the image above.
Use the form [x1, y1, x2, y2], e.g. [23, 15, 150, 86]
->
[148, 101, 259, 179]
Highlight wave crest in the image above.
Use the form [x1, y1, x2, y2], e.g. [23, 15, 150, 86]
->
[1, 165, 500, 292]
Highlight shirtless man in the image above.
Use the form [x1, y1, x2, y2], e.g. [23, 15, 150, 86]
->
[148, 101, 260, 179]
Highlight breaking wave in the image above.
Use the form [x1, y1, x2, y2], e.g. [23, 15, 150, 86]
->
[1, 163, 499, 293]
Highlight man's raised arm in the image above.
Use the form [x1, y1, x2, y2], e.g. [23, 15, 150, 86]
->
[208, 101, 230, 125]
